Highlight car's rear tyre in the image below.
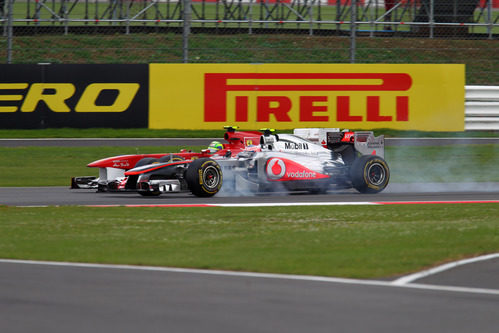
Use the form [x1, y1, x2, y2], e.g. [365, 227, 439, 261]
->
[158, 154, 185, 163]
[134, 157, 159, 168]
[186, 158, 223, 197]
[350, 155, 389, 194]
[129, 158, 159, 191]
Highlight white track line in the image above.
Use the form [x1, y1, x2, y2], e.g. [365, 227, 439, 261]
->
[209, 202, 378, 207]
[392, 253, 499, 285]
[0, 259, 498, 296]
[12, 200, 499, 208]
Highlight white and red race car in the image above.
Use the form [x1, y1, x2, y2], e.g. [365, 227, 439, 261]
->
[72, 127, 389, 197]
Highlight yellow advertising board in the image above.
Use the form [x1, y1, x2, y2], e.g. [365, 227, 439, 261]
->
[149, 64, 464, 131]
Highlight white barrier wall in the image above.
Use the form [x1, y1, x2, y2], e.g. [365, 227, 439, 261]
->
[465, 86, 499, 130]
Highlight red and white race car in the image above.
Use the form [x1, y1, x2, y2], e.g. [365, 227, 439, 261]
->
[72, 127, 389, 196]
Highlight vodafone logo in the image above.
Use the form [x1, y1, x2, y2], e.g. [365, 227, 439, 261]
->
[286, 171, 317, 178]
[266, 158, 286, 180]
[266, 157, 330, 182]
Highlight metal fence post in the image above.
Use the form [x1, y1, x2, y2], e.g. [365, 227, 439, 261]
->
[487, 0, 492, 40]
[6, 0, 13, 64]
[350, 0, 357, 63]
[249, 0, 253, 35]
[429, 0, 434, 38]
[183, 0, 192, 64]
[308, 3, 313, 36]
[1, 0, 5, 38]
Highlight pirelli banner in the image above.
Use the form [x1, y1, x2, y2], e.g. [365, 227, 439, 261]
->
[0, 64, 148, 128]
[150, 64, 465, 131]
[1, 63, 464, 131]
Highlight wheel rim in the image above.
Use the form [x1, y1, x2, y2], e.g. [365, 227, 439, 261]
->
[367, 162, 386, 186]
[203, 165, 220, 190]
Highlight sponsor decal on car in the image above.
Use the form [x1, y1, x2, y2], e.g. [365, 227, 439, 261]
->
[284, 142, 309, 150]
[112, 160, 131, 168]
[266, 158, 286, 180]
[266, 157, 329, 181]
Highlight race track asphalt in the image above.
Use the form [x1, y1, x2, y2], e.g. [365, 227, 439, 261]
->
[0, 260, 498, 333]
[1, 183, 499, 206]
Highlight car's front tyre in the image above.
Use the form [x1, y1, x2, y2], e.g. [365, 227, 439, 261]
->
[185, 158, 223, 197]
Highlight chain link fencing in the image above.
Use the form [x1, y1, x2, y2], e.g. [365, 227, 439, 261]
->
[1, 0, 498, 84]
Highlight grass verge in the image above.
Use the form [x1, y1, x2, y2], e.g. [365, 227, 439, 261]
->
[0, 204, 497, 279]
[0, 145, 189, 186]
[1, 144, 498, 186]
[1, 33, 497, 85]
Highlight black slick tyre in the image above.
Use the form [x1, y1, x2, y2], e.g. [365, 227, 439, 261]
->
[158, 154, 185, 163]
[350, 155, 389, 194]
[129, 157, 159, 192]
[185, 158, 223, 197]
[134, 157, 159, 168]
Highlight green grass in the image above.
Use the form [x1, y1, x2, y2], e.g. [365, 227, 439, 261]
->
[0, 144, 498, 186]
[0, 204, 497, 278]
[388, 144, 499, 183]
[0, 145, 192, 186]
[1, 2, 498, 85]
[1, 33, 497, 84]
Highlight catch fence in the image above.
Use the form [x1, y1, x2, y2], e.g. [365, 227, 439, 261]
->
[1, 0, 498, 85]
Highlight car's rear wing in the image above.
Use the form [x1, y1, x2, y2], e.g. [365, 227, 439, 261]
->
[354, 132, 385, 158]
[293, 128, 384, 158]
[293, 128, 340, 143]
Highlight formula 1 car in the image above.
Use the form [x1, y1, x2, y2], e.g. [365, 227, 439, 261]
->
[71, 126, 261, 192]
[72, 127, 389, 196]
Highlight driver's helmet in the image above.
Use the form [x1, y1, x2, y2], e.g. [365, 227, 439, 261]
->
[208, 141, 224, 153]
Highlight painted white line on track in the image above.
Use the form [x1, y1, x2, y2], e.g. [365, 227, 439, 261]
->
[0, 259, 498, 296]
[392, 253, 499, 285]
[12, 200, 499, 208]
[214, 202, 377, 207]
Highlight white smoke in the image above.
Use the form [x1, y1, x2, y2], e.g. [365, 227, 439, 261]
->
[214, 141, 499, 196]
[383, 142, 499, 193]
[217, 164, 291, 197]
